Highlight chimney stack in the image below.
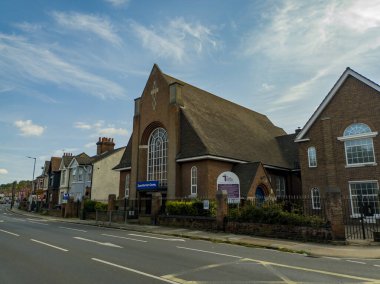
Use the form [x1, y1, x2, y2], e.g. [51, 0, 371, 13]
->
[96, 137, 115, 155]
[295, 127, 301, 134]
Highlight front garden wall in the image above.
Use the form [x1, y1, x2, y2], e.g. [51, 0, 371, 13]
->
[159, 215, 332, 242]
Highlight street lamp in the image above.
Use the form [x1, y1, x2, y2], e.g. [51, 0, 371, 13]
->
[27, 156, 36, 210]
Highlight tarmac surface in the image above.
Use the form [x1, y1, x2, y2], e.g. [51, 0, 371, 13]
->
[9, 207, 380, 259]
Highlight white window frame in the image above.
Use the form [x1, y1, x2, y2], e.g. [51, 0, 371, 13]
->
[311, 187, 321, 210]
[307, 147, 317, 167]
[349, 180, 380, 218]
[72, 168, 77, 182]
[337, 123, 377, 167]
[125, 173, 130, 199]
[61, 170, 66, 185]
[87, 167, 92, 182]
[147, 128, 168, 186]
[191, 166, 197, 196]
[78, 167, 83, 182]
[275, 176, 286, 197]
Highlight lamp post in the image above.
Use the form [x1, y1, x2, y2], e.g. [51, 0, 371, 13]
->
[27, 156, 36, 210]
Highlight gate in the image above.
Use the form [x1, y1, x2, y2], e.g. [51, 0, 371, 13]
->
[342, 196, 380, 240]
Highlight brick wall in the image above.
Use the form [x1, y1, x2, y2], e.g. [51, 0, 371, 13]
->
[299, 75, 380, 196]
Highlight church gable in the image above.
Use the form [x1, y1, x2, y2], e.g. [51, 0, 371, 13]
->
[138, 64, 171, 117]
[295, 68, 380, 142]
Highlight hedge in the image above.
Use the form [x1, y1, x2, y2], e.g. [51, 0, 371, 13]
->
[165, 200, 216, 217]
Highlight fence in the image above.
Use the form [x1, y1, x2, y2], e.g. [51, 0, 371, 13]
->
[342, 195, 380, 240]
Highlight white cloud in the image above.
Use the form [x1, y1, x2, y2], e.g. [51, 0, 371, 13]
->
[74, 120, 128, 137]
[0, 34, 126, 99]
[0, 169, 8, 175]
[51, 11, 121, 45]
[99, 127, 128, 136]
[104, 0, 130, 7]
[261, 83, 275, 92]
[14, 120, 45, 136]
[84, 142, 95, 148]
[241, 0, 380, 107]
[130, 17, 219, 62]
[74, 122, 92, 129]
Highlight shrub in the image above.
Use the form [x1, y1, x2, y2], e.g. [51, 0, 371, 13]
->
[94, 202, 108, 211]
[84, 200, 108, 212]
[229, 202, 326, 228]
[165, 199, 216, 217]
[84, 200, 97, 212]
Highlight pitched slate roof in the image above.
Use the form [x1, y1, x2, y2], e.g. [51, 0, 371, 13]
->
[91, 147, 126, 164]
[232, 162, 261, 197]
[43, 161, 50, 175]
[295, 67, 380, 142]
[113, 136, 132, 170]
[62, 155, 74, 167]
[160, 69, 293, 168]
[275, 133, 299, 169]
[50, 157, 61, 172]
[74, 152, 92, 165]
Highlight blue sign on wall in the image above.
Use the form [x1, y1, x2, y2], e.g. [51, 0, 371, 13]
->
[137, 181, 159, 190]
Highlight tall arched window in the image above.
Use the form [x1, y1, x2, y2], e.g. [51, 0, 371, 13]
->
[311, 187, 321, 210]
[308, 147, 317, 167]
[191, 166, 197, 196]
[147, 128, 168, 186]
[338, 123, 377, 166]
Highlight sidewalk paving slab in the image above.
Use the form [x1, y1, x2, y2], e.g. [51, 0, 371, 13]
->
[9, 208, 380, 259]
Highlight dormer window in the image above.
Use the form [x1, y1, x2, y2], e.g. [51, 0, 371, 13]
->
[338, 123, 377, 167]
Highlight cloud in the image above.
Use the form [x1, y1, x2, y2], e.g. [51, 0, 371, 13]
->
[99, 127, 128, 136]
[104, 0, 130, 7]
[51, 11, 121, 45]
[74, 120, 128, 137]
[14, 120, 45, 136]
[241, 0, 380, 107]
[84, 142, 95, 148]
[74, 122, 92, 130]
[0, 33, 126, 99]
[130, 17, 219, 62]
[0, 169, 8, 175]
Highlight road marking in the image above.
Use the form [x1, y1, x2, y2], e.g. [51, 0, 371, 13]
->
[0, 220, 4, 223]
[177, 246, 242, 259]
[30, 239, 68, 252]
[374, 264, 380, 268]
[28, 221, 49, 225]
[129, 233, 185, 242]
[177, 246, 380, 282]
[0, 229, 20, 237]
[263, 263, 296, 284]
[91, 258, 179, 283]
[101, 233, 147, 242]
[74, 237, 122, 248]
[346, 260, 366, 265]
[59, 226, 87, 232]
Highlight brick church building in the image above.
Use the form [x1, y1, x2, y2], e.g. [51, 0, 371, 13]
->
[295, 68, 380, 217]
[114, 64, 301, 211]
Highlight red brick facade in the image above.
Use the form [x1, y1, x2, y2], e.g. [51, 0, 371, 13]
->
[297, 74, 380, 197]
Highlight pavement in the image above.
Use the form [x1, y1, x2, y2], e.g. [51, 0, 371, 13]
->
[9, 207, 380, 259]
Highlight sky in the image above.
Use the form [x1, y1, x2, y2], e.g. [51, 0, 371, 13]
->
[1, 0, 380, 184]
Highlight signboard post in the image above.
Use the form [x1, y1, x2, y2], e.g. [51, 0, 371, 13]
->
[217, 172, 240, 204]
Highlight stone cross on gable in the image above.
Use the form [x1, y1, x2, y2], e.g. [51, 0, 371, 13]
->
[151, 80, 159, 110]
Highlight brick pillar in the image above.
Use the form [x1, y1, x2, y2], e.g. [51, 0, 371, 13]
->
[325, 189, 345, 241]
[216, 190, 228, 230]
[151, 192, 162, 225]
[108, 194, 116, 211]
[64, 198, 74, 218]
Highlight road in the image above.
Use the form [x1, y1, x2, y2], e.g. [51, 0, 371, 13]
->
[0, 204, 380, 283]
